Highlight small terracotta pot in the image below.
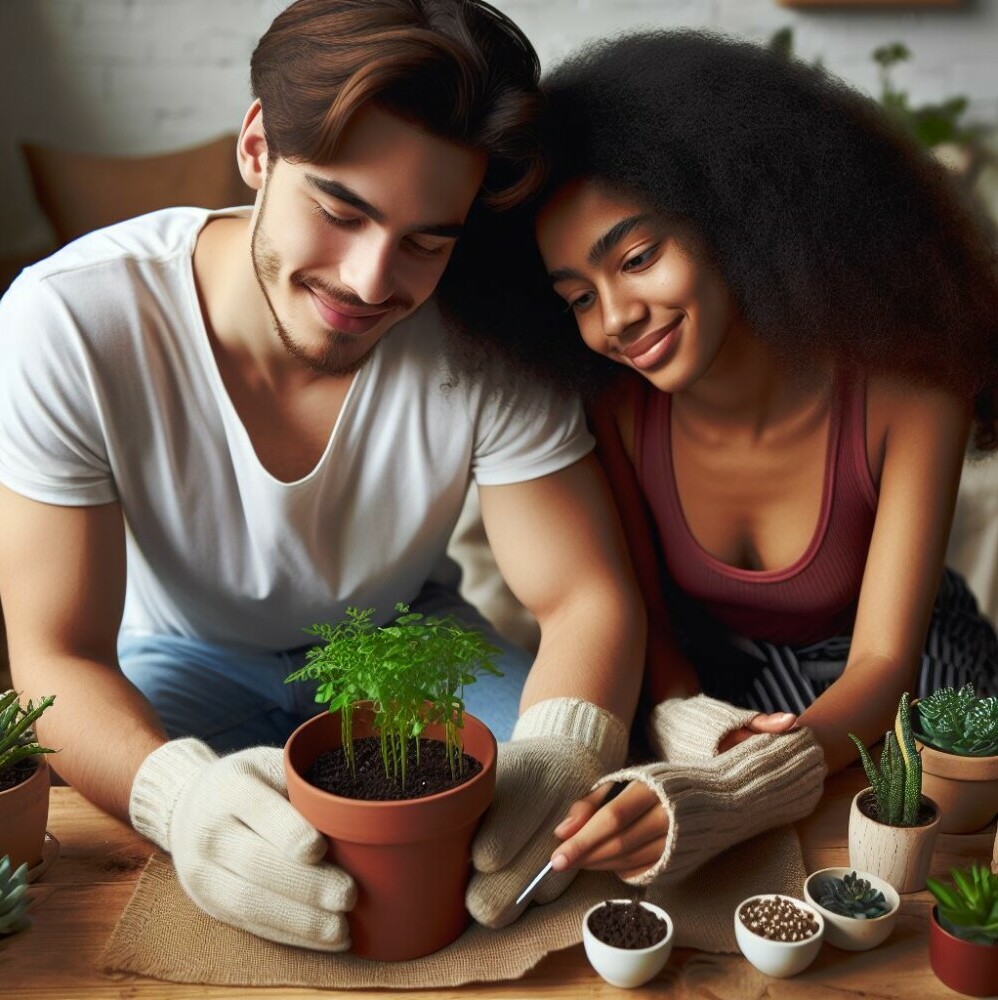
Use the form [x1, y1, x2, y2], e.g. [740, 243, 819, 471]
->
[917, 740, 998, 834]
[929, 906, 998, 997]
[0, 756, 50, 869]
[284, 708, 496, 961]
[847, 788, 940, 893]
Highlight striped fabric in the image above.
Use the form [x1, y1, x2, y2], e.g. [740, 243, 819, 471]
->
[678, 569, 998, 713]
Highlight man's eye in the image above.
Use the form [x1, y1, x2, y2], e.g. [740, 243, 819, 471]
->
[404, 237, 448, 258]
[316, 205, 358, 228]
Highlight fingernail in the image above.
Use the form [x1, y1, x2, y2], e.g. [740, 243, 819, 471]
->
[551, 853, 569, 872]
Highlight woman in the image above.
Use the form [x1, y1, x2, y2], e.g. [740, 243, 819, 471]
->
[440, 30, 998, 892]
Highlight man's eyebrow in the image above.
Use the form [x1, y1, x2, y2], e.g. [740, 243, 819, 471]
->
[548, 214, 654, 284]
[305, 174, 464, 239]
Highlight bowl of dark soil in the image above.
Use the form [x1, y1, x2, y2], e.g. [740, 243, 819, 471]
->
[735, 894, 824, 978]
[582, 898, 674, 989]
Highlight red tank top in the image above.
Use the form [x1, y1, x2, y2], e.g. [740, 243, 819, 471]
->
[633, 374, 878, 645]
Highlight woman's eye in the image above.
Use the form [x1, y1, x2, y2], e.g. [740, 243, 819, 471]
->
[622, 244, 659, 271]
[567, 291, 595, 313]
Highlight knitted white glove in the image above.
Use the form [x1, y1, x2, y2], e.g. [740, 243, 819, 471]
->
[466, 698, 628, 929]
[647, 695, 760, 765]
[596, 727, 827, 887]
[129, 738, 356, 951]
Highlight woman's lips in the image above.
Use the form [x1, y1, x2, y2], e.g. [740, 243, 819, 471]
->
[308, 288, 390, 335]
[620, 315, 683, 370]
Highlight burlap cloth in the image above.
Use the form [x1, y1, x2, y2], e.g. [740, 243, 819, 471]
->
[101, 824, 805, 989]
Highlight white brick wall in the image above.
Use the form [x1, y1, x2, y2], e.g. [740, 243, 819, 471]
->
[1, 0, 997, 257]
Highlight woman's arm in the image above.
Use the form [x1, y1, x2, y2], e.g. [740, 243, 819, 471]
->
[798, 380, 972, 772]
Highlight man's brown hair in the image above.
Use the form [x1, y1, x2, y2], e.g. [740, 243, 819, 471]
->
[250, 0, 546, 209]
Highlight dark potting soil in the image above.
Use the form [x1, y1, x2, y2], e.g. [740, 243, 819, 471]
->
[739, 896, 819, 942]
[588, 900, 669, 949]
[0, 757, 36, 793]
[859, 789, 937, 827]
[305, 735, 482, 801]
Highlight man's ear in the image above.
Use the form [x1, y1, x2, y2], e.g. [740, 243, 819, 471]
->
[237, 100, 269, 191]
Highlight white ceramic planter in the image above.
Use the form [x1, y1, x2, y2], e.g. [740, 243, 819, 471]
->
[803, 867, 901, 951]
[848, 788, 941, 893]
[582, 900, 674, 989]
[734, 895, 824, 978]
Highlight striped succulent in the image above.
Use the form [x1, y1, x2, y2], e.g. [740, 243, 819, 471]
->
[849, 692, 923, 827]
[0, 691, 56, 778]
[0, 855, 30, 936]
[814, 871, 891, 919]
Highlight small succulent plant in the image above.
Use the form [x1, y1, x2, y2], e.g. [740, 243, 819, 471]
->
[927, 863, 998, 946]
[916, 685, 998, 758]
[0, 855, 30, 936]
[849, 692, 923, 827]
[814, 871, 891, 920]
[0, 690, 57, 778]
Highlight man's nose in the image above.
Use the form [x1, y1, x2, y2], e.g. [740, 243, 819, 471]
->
[339, 233, 397, 306]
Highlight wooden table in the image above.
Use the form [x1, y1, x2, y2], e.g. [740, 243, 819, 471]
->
[4, 768, 995, 998]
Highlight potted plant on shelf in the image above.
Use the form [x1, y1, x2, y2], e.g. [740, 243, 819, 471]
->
[847, 692, 940, 893]
[913, 685, 998, 833]
[283, 604, 502, 961]
[0, 691, 56, 871]
[926, 862, 998, 997]
[803, 867, 901, 951]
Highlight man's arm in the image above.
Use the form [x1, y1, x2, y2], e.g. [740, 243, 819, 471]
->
[477, 453, 645, 724]
[0, 483, 165, 820]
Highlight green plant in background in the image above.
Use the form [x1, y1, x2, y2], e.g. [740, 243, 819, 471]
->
[814, 871, 891, 919]
[0, 691, 56, 778]
[769, 28, 979, 150]
[927, 863, 998, 946]
[0, 855, 30, 936]
[916, 685, 998, 757]
[849, 692, 923, 827]
[874, 43, 980, 149]
[285, 604, 502, 787]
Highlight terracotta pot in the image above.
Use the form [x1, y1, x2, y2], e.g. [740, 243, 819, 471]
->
[284, 708, 496, 961]
[929, 905, 998, 997]
[917, 740, 998, 834]
[0, 756, 50, 869]
[847, 788, 940, 893]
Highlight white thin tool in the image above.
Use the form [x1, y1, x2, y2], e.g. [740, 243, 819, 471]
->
[514, 781, 628, 906]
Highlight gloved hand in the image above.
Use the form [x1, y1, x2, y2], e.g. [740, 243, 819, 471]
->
[129, 738, 356, 951]
[466, 698, 628, 929]
[593, 726, 827, 887]
[647, 695, 762, 765]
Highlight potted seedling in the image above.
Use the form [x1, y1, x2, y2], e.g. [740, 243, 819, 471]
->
[847, 692, 940, 893]
[0, 691, 56, 871]
[913, 685, 998, 833]
[734, 894, 824, 978]
[926, 862, 998, 997]
[803, 867, 900, 951]
[283, 604, 502, 961]
[582, 898, 674, 989]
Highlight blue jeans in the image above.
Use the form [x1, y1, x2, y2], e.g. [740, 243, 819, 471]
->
[118, 584, 533, 752]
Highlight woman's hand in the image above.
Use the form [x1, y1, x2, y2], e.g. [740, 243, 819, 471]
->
[717, 710, 796, 752]
[549, 711, 798, 879]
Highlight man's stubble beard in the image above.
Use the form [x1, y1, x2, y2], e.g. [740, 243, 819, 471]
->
[249, 191, 371, 379]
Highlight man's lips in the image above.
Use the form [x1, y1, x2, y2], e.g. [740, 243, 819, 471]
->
[308, 288, 392, 335]
[619, 315, 683, 369]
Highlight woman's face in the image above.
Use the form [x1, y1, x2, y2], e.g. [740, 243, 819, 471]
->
[535, 179, 733, 394]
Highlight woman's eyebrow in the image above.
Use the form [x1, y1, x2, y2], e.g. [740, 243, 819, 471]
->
[548, 214, 653, 284]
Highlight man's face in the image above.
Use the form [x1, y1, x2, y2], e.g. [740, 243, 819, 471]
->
[249, 105, 487, 376]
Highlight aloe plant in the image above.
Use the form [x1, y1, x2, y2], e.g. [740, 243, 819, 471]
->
[927, 863, 998, 946]
[814, 871, 891, 920]
[849, 692, 923, 827]
[916, 685, 998, 758]
[285, 604, 501, 787]
[0, 855, 30, 936]
[0, 691, 56, 778]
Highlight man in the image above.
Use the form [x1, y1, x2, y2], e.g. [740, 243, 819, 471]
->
[0, 0, 643, 950]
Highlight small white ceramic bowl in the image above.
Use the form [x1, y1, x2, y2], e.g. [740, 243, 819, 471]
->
[582, 899, 674, 989]
[803, 867, 901, 951]
[734, 894, 824, 978]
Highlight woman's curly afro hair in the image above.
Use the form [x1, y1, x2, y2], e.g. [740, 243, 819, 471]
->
[438, 29, 998, 448]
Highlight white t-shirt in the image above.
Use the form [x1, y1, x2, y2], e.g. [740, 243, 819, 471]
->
[0, 208, 593, 651]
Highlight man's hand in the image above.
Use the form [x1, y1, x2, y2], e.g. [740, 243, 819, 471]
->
[129, 739, 356, 951]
